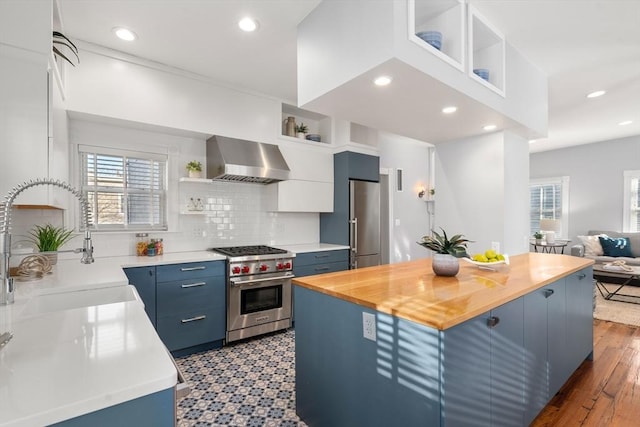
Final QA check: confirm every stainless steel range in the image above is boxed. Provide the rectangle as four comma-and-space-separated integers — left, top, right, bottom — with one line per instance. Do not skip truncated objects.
209, 245, 295, 343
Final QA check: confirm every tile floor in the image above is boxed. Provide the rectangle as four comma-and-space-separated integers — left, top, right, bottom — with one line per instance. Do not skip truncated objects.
176, 329, 306, 427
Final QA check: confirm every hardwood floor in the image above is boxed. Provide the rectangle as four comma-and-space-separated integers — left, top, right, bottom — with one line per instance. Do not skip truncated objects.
533, 319, 640, 426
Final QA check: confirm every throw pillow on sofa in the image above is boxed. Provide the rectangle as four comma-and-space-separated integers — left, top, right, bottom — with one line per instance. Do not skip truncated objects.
577, 234, 606, 256
598, 236, 634, 257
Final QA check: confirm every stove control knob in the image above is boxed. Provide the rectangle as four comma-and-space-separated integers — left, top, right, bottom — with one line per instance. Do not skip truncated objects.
242, 265, 250, 274
284, 262, 291, 269
232, 266, 241, 274
260, 264, 268, 272
276, 263, 284, 270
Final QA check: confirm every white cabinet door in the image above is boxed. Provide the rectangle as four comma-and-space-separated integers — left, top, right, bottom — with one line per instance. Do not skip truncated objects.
265, 181, 333, 212
0, 46, 50, 205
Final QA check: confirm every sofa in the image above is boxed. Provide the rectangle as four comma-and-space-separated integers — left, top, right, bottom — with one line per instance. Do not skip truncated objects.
571, 230, 640, 285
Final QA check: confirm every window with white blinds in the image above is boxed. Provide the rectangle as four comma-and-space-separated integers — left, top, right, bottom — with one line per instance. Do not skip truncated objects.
79, 145, 168, 231
623, 170, 640, 232
529, 177, 569, 238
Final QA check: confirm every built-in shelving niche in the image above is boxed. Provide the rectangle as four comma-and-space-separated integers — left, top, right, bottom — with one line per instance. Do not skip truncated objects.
280, 103, 331, 145
408, 0, 466, 71
468, 5, 505, 96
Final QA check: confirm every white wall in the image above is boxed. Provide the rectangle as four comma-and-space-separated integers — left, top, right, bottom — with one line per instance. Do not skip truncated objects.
10, 118, 319, 259
434, 131, 530, 256
378, 132, 433, 262
530, 134, 640, 240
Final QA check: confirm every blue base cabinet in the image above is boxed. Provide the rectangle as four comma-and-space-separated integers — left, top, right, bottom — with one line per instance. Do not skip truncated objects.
294, 266, 594, 427
293, 249, 349, 277
124, 260, 226, 354
51, 388, 174, 427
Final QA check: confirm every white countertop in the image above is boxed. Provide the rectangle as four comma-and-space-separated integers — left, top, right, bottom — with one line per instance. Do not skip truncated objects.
0, 251, 228, 426
278, 243, 349, 253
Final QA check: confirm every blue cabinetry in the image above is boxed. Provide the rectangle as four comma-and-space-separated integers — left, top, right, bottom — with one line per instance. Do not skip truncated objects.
293, 249, 349, 277
123, 260, 226, 354
441, 297, 525, 426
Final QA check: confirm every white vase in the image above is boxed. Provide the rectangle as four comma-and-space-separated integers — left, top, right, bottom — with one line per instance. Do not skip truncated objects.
188, 170, 201, 178
545, 231, 556, 244
432, 253, 459, 277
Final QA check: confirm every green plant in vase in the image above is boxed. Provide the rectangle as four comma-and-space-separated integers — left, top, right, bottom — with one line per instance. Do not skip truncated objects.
28, 224, 76, 265
417, 228, 470, 276
295, 123, 308, 139
186, 160, 202, 178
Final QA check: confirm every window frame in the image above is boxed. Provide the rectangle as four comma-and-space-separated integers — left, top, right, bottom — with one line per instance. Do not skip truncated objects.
623, 170, 640, 232
529, 176, 569, 239
78, 144, 169, 232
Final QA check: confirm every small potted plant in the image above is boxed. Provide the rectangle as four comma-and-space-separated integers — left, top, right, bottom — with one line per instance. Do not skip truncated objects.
296, 123, 308, 139
533, 231, 544, 244
28, 224, 76, 265
186, 160, 202, 178
417, 228, 470, 276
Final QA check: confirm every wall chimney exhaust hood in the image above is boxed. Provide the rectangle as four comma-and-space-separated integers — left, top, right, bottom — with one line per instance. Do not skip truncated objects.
205, 135, 290, 184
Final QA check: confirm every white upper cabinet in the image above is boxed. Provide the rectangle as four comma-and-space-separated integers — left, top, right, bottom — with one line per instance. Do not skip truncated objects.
297, 0, 547, 144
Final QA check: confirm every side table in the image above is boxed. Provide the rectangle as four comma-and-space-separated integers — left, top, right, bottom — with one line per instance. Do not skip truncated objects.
530, 239, 571, 254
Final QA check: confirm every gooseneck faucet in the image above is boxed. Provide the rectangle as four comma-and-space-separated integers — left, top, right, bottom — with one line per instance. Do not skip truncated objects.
0, 178, 94, 306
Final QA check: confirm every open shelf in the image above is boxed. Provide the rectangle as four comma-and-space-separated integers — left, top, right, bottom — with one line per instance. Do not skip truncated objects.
281, 103, 331, 144
468, 5, 505, 96
408, 0, 465, 71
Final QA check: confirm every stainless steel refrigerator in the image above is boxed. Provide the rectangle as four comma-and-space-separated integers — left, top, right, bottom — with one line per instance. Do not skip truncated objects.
349, 180, 381, 269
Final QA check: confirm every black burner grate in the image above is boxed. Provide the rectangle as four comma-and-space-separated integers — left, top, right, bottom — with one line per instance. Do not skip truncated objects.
209, 245, 288, 257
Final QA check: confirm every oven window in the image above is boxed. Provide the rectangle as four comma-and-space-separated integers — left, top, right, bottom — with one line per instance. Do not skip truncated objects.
241, 285, 283, 314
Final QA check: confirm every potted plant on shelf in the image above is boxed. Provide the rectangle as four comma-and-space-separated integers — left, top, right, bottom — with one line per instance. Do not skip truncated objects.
533, 231, 544, 244
186, 160, 202, 178
28, 223, 76, 265
296, 123, 308, 139
417, 228, 470, 276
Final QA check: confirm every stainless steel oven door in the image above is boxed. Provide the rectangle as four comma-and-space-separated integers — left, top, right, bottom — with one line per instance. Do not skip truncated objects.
228, 273, 292, 335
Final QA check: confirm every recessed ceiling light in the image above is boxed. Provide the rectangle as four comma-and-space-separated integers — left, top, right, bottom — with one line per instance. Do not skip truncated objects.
442, 106, 457, 114
238, 17, 259, 32
112, 27, 137, 41
619, 120, 633, 126
586, 90, 606, 98
374, 76, 392, 86
483, 124, 497, 131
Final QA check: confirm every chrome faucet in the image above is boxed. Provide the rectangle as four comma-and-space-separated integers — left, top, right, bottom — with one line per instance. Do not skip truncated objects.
0, 178, 94, 306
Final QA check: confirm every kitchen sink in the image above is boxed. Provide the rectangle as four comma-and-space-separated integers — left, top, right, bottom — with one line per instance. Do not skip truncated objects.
21, 285, 141, 316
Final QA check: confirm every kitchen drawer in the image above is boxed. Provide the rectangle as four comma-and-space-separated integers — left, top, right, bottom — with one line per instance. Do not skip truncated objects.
156, 260, 224, 282
157, 276, 225, 316
157, 306, 225, 351
295, 250, 349, 267
295, 260, 349, 277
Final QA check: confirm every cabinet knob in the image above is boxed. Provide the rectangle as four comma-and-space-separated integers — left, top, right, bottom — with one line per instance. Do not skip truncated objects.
487, 316, 500, 328
544, 289, 555, 298
578, 273, 586, 280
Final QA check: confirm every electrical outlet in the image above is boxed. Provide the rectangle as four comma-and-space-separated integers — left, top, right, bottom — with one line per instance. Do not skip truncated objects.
362, 312, 376, 341
491, 241, 500, 253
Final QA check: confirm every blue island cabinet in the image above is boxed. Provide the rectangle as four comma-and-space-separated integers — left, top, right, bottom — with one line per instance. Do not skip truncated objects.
51, 388, 174, 427
294, 266, 594, 427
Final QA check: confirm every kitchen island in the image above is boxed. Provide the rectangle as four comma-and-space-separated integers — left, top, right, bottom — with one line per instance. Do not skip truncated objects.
293, 253, 594, 426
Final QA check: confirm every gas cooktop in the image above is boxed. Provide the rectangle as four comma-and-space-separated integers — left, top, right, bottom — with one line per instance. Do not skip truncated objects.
208, 245, 289, 258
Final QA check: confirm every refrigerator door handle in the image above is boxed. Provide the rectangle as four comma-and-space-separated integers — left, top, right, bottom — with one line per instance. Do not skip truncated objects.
349, 217, 358, 269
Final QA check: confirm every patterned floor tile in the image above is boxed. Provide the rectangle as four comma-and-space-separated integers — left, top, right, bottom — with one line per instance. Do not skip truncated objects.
176, 329, 306, 427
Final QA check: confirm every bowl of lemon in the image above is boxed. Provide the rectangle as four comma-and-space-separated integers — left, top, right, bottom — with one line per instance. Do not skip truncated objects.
463, 249, 509, 267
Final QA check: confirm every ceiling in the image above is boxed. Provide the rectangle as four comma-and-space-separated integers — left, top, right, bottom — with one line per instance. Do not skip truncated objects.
58, 0, 640, 153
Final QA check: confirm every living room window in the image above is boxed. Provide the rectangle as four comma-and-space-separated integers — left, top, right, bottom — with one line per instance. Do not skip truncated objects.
79, 145, 168, 231
530, 177, 569, 238
623, 170, 640, 232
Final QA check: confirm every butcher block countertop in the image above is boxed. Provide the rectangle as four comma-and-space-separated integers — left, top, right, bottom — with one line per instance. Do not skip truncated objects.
293, 252, 594, 330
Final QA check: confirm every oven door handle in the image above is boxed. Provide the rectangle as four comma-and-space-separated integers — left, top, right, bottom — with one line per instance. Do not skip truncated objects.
230, 273, 295, 287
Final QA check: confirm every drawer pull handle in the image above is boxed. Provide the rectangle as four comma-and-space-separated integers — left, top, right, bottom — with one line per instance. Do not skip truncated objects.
487, 316, 500, 328
315, 267, 330, 272
181, 282, 206, 288
544, 289, 555, 298
181, 315, 206, 323
578, 273, 586, 280
180, 266, 206, 272
314, 254, 330, 259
